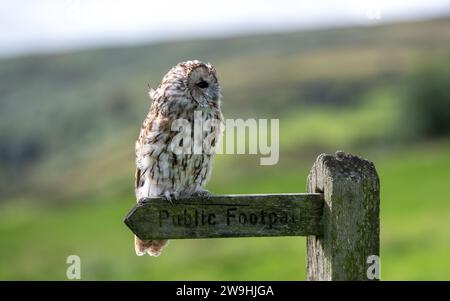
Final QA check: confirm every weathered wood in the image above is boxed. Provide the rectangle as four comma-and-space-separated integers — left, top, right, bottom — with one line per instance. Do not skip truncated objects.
306, 151, 380, 281
123, 151, 381, 281
124, 193, 324, 240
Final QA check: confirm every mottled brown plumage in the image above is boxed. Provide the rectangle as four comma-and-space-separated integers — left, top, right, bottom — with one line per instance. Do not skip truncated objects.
134, 60, 223, 256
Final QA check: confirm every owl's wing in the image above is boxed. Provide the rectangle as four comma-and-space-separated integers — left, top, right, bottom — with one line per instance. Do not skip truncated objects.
135, 112, 152, 193
135, 167, 141, 189
135, 122, 148, 192
134, 110, 172, 193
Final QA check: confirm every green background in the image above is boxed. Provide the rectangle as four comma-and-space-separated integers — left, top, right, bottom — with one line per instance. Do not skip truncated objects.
0, 17, 449, 280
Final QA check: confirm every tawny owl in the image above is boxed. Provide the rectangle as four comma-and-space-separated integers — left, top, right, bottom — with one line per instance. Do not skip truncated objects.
134, 60, 223, 256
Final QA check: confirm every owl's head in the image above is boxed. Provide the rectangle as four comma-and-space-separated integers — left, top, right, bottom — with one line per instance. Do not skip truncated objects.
152, 60, 221, 109
163, 60, 221, 107
180, 60, 221, 108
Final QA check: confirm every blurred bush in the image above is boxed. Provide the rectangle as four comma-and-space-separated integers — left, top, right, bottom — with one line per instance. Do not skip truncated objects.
404, 59, 450, 140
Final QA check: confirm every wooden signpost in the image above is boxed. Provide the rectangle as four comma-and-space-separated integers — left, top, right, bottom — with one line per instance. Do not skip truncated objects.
124, 151, 380, 281
125, 193, 324, 240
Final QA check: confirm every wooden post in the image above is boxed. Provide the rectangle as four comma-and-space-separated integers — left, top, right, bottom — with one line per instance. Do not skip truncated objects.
306, 151, 380, 280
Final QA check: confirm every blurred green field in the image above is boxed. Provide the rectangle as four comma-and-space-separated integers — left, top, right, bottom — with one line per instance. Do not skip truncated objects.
1, 17, 450, 280
0, 143, 449, 280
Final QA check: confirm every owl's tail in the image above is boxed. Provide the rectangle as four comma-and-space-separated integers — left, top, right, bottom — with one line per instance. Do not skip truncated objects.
134, 236, 168, 257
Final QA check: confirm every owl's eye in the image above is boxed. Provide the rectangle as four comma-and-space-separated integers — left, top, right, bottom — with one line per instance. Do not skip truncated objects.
196, 80, 209, 89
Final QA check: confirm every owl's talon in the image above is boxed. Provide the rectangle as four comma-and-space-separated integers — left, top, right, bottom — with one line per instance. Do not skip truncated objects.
192, 189, 212, 198
163, 191, 179, 205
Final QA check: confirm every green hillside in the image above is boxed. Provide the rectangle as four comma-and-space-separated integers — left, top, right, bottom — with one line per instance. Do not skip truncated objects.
1, 17, 450, 199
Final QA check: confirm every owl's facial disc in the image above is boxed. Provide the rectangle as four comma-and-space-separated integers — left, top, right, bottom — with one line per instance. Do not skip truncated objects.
188, 66, 219, 107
